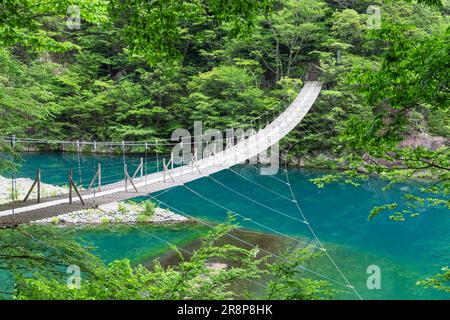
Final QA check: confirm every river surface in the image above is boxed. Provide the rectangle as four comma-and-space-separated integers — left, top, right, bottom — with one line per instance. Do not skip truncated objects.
3, 151, 450, 300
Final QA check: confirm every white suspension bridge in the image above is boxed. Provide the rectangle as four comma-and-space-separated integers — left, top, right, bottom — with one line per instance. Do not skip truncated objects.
0, 81, 364, 299
0, 81, 322, 224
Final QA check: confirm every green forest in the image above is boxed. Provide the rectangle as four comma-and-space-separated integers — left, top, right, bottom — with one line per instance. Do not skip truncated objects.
1, 0, 447, 148
0, 0, 449, 301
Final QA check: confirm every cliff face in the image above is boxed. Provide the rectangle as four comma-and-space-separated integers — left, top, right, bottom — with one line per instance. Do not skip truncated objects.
398, 133, 449, 151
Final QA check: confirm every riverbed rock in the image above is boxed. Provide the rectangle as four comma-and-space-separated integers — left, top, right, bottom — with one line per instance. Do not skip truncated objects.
32, 201, 188, 225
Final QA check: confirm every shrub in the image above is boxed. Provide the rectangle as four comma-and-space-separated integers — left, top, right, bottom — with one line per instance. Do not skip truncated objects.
50, 217, 60, 224
137, 214, 150, 223
117, 203, 129, 215
142, 200, 156, 217
100, 217, 109, 224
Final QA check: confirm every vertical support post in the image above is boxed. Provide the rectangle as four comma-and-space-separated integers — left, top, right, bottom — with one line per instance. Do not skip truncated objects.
98, 163, 102, 191
76, 140, 83, 186
163, 158, 166, 183
191, 148, 201, 175
213, 144, 217, 166
69, 169, 73, 204
144, 143, 148, 190
180, 141, 184, 166
23, 168, 41, 203
191, 148, 195, 173
68, 168, 86, 206
124, 169, 139, 193
124, 163, 128, 192
155, 139, 160, 172
140, 157, 143, 180
170, 152, 174, 170
180, 141, 184, 184
10, 135, 16, 215
37, 168, 41, 203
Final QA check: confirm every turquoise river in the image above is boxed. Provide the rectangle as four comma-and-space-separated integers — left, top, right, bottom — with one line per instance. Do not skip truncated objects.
2, 151, 449, 300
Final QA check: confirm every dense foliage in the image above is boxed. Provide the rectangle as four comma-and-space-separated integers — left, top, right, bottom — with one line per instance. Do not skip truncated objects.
0, 1, 447, 151
0, 0, 449, 298
1, 217, 332, 300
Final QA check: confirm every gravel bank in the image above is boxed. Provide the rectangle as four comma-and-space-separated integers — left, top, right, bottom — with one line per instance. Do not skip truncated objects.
0, 175, 68, 205
32, 201, 188, 225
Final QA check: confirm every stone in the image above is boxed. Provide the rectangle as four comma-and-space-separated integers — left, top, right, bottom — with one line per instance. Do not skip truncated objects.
32, 201, 188, 225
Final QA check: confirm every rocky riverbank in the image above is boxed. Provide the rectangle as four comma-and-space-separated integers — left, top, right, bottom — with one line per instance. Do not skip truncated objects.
32, 201, 188, 225
0, 175, 68, 205
0, 175, 187, 225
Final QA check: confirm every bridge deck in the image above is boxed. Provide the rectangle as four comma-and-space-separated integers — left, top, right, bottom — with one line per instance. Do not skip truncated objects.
0, 81, 323, 227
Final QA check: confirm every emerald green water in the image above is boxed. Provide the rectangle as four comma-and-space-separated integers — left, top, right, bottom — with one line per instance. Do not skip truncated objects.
75, 223, 211, 264
3, 152, 450, 300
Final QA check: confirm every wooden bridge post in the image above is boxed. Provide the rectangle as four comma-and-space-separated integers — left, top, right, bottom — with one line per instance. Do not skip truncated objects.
144, 143, 148, 188
162, 158, 175, 183
69, 169, 86, 206
191, 149, 201, 175
163, 158, 166, 183
23, 168, 41, 203
98, 163, 102, 191
214, 144, 217, 163
155, 138, 160, 172
226, 137, 233, 150
191, 149, 196, 173
124, 163, 128, 192
37, 168, 41, 203
69, 169, 73, 204
132, 157, 144, 181
88, 163, 102, 192
124, 163, 139, 193
180, 161, 183, 184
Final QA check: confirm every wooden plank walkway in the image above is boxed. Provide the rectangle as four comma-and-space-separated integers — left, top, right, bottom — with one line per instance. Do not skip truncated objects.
0, 81, 323, 227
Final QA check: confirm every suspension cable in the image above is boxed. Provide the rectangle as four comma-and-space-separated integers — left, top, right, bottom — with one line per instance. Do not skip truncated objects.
129, 223, 268, 291
281, 145, 363, 300
92, 141, 97, 205
183, 184, 316, 249
206, 175, 307, 225
10, 135, 17, 224
76, 140, 83, 186
148, 190, 352, 289
0, 81, 304, 149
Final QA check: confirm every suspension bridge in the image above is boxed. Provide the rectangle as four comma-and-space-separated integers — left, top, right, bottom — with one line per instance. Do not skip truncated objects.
0, 81, 322, 226
0, 81, 365, 299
